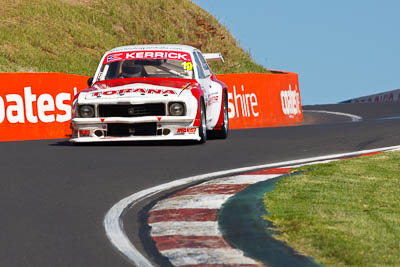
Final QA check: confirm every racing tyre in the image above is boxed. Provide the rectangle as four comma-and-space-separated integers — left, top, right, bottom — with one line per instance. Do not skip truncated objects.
198, 99, 207, 144
209, 91, 229, 139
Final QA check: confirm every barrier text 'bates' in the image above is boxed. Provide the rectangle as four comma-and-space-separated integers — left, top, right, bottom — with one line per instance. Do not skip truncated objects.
0, 87, 76, 124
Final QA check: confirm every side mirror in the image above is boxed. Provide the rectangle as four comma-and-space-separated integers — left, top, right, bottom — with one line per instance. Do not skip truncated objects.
87, 77, 94, 87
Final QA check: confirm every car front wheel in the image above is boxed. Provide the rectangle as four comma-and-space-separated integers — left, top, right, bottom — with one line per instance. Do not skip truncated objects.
198, 99, 207, 144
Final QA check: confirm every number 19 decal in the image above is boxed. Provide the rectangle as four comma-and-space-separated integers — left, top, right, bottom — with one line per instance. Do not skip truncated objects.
182, 62, 193, 71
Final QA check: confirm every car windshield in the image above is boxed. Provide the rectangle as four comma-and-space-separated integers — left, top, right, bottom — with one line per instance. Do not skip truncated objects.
97, 51, 195, 81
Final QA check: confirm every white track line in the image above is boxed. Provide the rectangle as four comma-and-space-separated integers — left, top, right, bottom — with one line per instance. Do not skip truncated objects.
304, 110, 362, 122
103, 144, 400, 266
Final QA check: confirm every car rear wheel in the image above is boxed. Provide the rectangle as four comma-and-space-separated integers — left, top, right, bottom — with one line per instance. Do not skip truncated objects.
198, 99, 207, 144
209, 91, 229, 139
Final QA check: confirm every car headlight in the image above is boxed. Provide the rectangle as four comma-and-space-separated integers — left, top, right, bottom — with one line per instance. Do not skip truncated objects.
79, 105, 95, 118
169, 102, 185, 116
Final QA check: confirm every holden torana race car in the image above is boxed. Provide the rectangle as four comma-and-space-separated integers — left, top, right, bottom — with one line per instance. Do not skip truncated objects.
70, 44, 228, 144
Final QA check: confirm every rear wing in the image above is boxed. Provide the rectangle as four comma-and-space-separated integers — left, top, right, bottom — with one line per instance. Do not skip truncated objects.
203, 53, 224, 63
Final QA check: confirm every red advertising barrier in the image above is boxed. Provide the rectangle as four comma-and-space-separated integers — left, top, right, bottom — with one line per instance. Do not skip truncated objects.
0, 72, 302, 141
0, 73, 87, 141
217, 72, 302, 129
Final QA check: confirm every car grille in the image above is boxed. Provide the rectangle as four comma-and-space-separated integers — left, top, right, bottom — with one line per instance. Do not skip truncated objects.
98, 104, 165, 117
107, 123, 157, 137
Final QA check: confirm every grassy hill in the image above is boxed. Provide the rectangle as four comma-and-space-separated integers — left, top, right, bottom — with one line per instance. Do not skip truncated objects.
0, 0, 267, 76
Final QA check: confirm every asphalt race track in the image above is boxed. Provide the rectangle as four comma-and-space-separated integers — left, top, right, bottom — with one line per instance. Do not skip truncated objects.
1, 102, 400, 267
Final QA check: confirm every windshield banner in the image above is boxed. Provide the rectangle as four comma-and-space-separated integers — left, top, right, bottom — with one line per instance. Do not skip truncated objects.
103, 51, 192, 64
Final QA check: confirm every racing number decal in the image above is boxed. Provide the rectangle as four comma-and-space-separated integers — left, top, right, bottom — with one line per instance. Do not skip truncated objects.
181, 62, 193, 71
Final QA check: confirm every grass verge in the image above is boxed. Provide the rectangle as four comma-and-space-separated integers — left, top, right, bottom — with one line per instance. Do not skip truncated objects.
264, 151, 400, 267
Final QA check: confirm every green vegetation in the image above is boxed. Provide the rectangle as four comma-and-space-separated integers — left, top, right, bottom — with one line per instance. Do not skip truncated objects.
264, 151, 400, 267
0, 0, 267, 75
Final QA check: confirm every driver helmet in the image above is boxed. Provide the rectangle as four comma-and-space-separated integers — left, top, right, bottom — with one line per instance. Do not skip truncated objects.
121, 60, 143, 78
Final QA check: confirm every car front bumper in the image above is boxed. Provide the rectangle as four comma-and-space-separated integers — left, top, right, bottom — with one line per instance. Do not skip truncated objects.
70, 116, 200, 142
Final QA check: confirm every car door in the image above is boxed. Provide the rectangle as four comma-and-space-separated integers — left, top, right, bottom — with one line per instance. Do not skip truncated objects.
194, 51, 222, 129
193, 52, 212, 128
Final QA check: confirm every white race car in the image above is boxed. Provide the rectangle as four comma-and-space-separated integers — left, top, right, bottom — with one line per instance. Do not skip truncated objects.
70, 44, 228, 143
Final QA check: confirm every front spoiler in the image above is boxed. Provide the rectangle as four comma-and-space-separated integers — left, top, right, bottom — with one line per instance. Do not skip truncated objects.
70, 134, 200, 143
